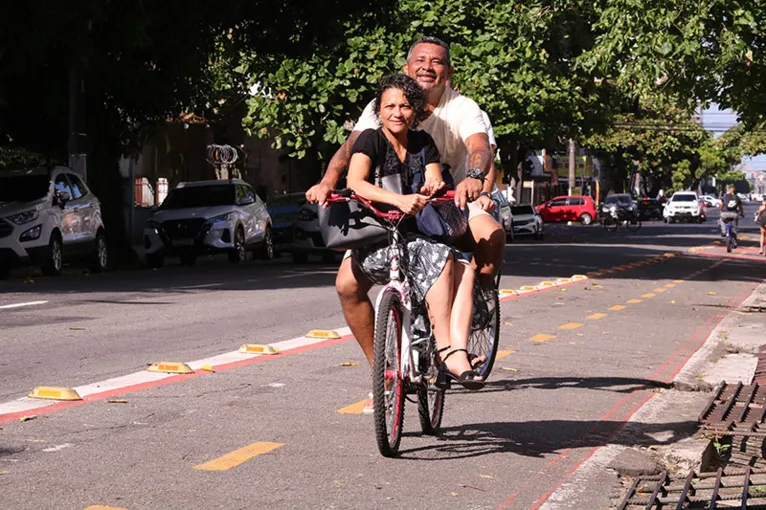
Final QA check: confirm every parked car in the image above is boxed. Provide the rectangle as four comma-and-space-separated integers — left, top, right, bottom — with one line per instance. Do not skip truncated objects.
535, 195, 597, 225
143, 179, 273, 268
699, 195, 722, 208
638, 197, 664, 220
291, 202, 338, 264
491, 189, 514, 241
0, 166, 108, 279
510, 204, 544, 239
663, 191, 705, 223
266, 192, 306, 257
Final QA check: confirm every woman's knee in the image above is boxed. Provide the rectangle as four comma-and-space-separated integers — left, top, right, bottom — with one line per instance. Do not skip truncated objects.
336, 259, 364, 301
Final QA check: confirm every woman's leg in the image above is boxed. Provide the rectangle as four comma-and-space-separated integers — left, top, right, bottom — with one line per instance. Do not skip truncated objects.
424, 256, 455, 357
761, 226, 765, 253
441, 260, 481, 378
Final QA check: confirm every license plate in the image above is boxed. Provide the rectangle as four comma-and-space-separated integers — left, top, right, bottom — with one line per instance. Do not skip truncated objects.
172, 238, 194, 247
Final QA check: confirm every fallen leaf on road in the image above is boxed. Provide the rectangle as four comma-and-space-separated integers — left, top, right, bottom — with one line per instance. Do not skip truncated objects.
501, 367, 518, 372
708, 292, 716, 296
340, 362, 361, 367
556, 297, 563, 300
19, 416, 36, 422
461, 484, 487, 492
69, 327, 86, 331
592, 284, 602, 289
559, 288, 567, 292
503, 321, 512, 326
670, 300, 676, 304
107, 400, 128, 404
479, 474, 494, 479
577, 333, 584, 337
0, 471, 9, 475
451, 492, 459, 497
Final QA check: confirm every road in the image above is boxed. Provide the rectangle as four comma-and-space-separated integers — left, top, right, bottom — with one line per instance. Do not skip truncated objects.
1, 205, 765, 510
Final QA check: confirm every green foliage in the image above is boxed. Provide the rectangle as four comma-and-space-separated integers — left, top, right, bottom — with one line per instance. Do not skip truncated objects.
0, 146, 45, 169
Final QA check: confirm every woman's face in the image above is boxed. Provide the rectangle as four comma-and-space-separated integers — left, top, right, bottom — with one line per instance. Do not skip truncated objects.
378, 87, 415, 136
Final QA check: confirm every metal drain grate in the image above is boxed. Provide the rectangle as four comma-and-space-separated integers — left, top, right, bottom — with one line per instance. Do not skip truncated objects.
699, 382, 766, 437
617, 467, 766, 509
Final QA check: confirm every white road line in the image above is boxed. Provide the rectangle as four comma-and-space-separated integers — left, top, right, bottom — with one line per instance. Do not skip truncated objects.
174, 283, 222, 290
0, 301, 48, 310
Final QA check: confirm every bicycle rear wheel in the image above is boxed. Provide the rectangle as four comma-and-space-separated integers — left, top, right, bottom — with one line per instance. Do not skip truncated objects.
727, 234, 733, 253
468, 279, 501, 381
602, 217, 618, 232
418, 382, 444, 435
373, 289, 405, 457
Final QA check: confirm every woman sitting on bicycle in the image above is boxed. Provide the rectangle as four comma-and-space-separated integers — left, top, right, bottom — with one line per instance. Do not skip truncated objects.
757, 196, 766, 255
346, 73, 483, 389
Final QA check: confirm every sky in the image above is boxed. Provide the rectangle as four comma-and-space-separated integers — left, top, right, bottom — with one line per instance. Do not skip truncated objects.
701, 104, 766, 173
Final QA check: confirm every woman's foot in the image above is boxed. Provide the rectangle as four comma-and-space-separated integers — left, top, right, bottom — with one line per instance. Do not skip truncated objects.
436, 347, 484, 390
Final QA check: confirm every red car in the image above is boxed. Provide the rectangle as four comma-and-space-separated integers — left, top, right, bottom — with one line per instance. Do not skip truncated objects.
535, 195, 598, 225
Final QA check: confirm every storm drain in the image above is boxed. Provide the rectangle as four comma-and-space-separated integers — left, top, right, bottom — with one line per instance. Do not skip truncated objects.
617, 467, 766, 509
699, 382, 766, 437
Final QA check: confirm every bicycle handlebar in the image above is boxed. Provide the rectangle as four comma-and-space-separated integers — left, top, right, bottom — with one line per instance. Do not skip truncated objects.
325, 189, 456, 221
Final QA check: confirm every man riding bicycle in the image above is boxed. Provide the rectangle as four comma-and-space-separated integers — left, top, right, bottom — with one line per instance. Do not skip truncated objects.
720, 184, 744, 238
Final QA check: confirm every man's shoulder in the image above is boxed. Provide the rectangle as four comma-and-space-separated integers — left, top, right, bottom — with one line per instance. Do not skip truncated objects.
443, 88, 482, 113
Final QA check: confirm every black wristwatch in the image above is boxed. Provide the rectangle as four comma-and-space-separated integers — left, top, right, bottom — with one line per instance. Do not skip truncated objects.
466, 167, 486, 183
479, 191, 492, 199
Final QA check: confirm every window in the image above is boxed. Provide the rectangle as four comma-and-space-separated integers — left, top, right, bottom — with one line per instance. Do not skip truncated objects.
236, 184, 248, 203
549, 198, 567, 207
243, 185, 257, 202
568, 198, 585, 206
67, 174, 88, 199
54, 174, 73, 197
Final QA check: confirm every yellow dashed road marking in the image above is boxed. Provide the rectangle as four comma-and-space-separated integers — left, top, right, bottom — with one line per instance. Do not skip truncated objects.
530, 334, 556, 343
641, 293, 656, 298
665, 283, 676, 288
587, 313, 607, 320
194, 442, 284, 471
674, 280, 684, 283
337, 399, 369, 414
627, 299, 643, 304
495, 349, 515, 361
559, 323, 583, 330
654, 288, 666, 293
609, 305, 626, 311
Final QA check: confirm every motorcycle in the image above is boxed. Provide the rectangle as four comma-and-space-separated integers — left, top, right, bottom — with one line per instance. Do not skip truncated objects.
601, 202, 641, 232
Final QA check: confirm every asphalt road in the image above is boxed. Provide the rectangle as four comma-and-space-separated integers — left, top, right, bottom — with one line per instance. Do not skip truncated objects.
1, 205, 765, 510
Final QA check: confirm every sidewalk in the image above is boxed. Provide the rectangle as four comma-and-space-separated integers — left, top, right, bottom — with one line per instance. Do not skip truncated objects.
541, 280, 766, 509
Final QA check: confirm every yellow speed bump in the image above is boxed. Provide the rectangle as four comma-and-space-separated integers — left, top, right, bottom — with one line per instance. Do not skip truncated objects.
499, 289, 517, 295
556, 277, 573, 283
306, 329, 341, 339
519, 285, 537, 291
29, 386, 82, 401
586, 272, 602, 277
538, 281, 556, 287
571, 274, 588, 281
147, 361, 194, 374
239, 344, 280, 355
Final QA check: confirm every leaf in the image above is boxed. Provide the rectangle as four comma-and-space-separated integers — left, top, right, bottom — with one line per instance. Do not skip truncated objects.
340, 362, 361, 367
19, 416, 37, 422
107, 400, 129, 404
501, 367, 518, 371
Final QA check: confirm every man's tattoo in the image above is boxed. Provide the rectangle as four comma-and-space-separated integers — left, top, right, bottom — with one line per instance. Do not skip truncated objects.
322, 131, 362, 186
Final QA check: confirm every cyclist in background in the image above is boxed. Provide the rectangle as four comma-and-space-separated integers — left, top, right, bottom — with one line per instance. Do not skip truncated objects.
720, 184, 744, 238
756, 196, 766, 255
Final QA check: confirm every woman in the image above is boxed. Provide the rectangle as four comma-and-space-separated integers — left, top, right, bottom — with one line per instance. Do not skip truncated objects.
346, 74, 482, 390
757, 197, 766, 255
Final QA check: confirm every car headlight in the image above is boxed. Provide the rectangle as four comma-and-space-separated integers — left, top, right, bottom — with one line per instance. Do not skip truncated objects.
206, 212, 234, 225
19, 225, 42, 241
7, 210, 39, 225
298, 209, 317, 222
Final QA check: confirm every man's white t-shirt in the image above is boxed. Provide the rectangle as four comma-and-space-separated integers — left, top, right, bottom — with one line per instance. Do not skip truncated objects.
352, 87, 488, 183
480, 110, 496, 149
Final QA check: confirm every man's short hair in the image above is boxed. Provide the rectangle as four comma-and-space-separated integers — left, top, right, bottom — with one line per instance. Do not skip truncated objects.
406, 36, 451, 65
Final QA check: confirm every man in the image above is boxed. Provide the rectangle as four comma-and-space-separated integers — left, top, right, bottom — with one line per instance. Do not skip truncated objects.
306, 37, 505, 404
720, 184, 744, 238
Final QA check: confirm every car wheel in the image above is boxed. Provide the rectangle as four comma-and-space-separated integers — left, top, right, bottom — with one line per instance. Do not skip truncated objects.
41, 231, 63, 277
179, 252, 196, 266
292, 251, 308, 264
257, 226, 275, 260
145, 253, 164, 269
89, 231, 108, 273
580, 213, 593, 225
228, 227, 247, 264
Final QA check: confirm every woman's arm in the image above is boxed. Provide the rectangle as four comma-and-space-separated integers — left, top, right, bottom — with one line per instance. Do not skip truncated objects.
347, 153, 427, 214
420, 162, 446, 196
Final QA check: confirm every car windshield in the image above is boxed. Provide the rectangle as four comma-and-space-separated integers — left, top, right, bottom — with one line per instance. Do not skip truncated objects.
672, 194, 696, 202
162, 184, 235, 209
511, 205, 534, 215
0, 175, 50, 202
604, 195, 632, 205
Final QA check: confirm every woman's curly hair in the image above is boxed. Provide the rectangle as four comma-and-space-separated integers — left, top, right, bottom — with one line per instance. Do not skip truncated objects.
373, 74, 427, 127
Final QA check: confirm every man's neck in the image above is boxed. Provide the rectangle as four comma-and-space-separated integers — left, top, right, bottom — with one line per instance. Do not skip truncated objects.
424, 86, 446, 109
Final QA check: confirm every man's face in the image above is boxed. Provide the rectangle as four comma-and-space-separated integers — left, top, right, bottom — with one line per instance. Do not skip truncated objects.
403, 43, 453, 92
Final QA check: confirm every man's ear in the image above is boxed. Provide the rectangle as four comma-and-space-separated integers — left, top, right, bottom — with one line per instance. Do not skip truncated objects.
446, 65, 455, 81
403, 61, 410, 75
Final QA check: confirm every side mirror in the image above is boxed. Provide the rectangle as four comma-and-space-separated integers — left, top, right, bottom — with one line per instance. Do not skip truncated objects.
239, 196, 255, 206
55, 191, 71, 209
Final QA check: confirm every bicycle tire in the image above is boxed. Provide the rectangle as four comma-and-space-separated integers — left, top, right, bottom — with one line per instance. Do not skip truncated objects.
626, 219, 641, 232
602, 217, 618, 232
373, 289, 405, 457
727, 234, 733, 253
468, 280, 501, 381
417, 383, 444, 435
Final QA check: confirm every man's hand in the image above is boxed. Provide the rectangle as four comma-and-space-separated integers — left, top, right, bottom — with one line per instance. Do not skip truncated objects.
396, 194, 428, 215
475, 194, 496, 213
420, 178, 445, 197
455, 178, 483, 210
305, 182, 334, 208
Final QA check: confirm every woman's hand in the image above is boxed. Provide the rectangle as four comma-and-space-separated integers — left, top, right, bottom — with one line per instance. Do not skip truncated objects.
396, 194, 428, 215
420, 177, 445, 197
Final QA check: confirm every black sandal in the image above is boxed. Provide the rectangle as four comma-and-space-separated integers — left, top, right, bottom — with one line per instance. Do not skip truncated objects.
435, 347, 485, 390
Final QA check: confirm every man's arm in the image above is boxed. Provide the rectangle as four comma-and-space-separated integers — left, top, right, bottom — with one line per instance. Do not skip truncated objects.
305, 131, 361, 207
454, 132, 492, 210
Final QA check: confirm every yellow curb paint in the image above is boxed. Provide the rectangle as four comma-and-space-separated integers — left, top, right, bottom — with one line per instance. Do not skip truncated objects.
559, 323, 583, 330
337, 399, 369, 414
495, 349, 515, 361
571, 275, 588, 280
587, 313, 607, 320
28, 386, 82, 401
539, 281, 556, 287
239, 344, 280, 355
556, 278, 573, 283
529, 334, 556, 343
665, 283, 676, 288
674, 280, 684, 283
627, 299, 643, 304
147, 362, 194, 374
194, 442, 284, 471
520, 285, 537, 291
306, 330, 341, 339
609, 305, 626, 311
499, 289, 517, 295
641, 293, 656, 298
654, 288, 666, 293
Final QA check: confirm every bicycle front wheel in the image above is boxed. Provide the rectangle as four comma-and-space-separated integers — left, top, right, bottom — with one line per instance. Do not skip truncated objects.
468, 280, 501, 381
373, 289, 405, 457
602, 217, 618, 232
626, 218, 641, 232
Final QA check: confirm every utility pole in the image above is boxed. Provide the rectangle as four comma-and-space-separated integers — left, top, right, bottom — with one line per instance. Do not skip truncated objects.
568, 138, 576, 196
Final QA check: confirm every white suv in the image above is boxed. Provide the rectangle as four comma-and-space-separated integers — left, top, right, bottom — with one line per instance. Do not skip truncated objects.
663, 191, 705, 223
0, 166, 108, 279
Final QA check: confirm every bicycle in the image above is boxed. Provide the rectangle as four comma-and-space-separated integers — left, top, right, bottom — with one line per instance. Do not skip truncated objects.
601, 205, 641, 232
326, 189, 500, 457
720, 212, 740, 253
